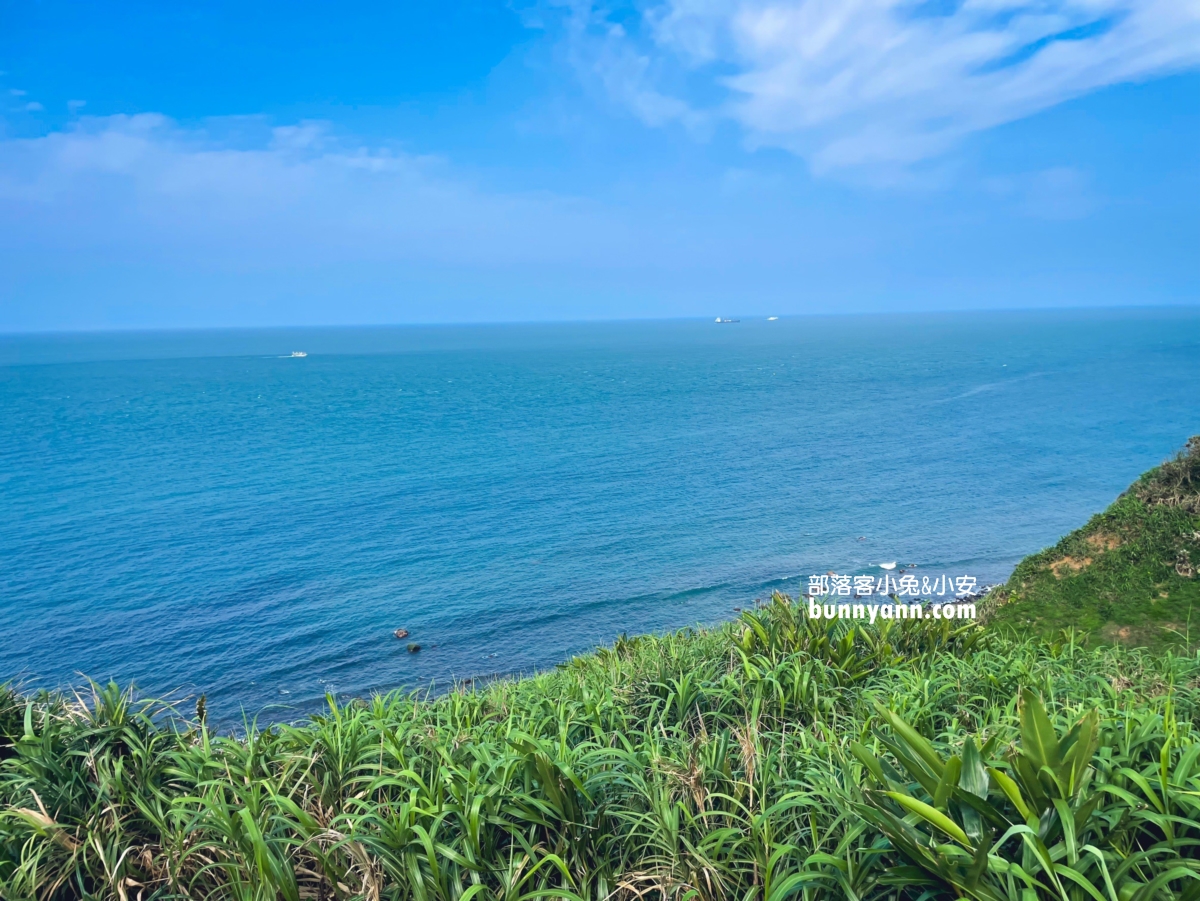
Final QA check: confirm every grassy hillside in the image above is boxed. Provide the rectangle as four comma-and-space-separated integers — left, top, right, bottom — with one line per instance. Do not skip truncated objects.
988, 436, 1200, 648
4, 600, 1200, 901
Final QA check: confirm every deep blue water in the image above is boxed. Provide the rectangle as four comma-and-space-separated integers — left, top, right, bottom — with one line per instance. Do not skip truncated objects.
2, 309, 1199, 723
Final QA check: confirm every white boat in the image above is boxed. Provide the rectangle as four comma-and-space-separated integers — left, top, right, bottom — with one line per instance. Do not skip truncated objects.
290, 351, 307, 358
767, 316, 778, 321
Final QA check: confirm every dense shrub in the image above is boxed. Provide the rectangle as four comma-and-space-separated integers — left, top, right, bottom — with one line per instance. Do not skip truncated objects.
2, 595, 1199, 901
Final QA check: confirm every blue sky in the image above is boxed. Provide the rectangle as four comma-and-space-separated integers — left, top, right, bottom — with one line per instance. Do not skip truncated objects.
1, 0, 1197, 331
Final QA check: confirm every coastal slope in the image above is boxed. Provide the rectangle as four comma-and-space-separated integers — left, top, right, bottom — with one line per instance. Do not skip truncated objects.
988, 435, 1200, 647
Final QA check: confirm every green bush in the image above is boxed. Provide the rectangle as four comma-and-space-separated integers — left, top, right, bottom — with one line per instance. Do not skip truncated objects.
855, 688, 1200, 900
3, 596, 1200, 901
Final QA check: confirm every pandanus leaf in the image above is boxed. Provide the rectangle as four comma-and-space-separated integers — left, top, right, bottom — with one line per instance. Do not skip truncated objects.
879, 734, 941, 797
1061, 708, 1100, 797
874, 701, 945, 777
959, 739, 990, 840
960, 739, 989, 799
884, 791, 971, 847
1019, 688, 1061, 772
934, 756, 963, 811
988, 766, 1034, 822
850, 741, 887, 787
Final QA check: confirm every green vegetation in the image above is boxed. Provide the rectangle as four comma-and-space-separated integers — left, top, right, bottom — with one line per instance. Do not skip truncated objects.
988, 437, 1200, 648
4, 598, 1200, 901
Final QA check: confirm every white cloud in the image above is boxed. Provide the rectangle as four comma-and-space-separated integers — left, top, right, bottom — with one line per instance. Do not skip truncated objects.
0, 109, 1192, 331
0, 114, 687, 327
555, 5, 712, 133
0, 114, 636, 269
24, 101, 44, 112
568, 0, 1200, 171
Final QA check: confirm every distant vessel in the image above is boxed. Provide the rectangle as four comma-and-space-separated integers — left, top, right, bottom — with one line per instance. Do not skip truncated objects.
714, 317, 740, 324
767, 316, 778, 321
290, 351, 307, 358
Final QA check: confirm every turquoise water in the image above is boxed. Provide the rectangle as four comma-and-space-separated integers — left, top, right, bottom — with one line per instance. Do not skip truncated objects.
2, 309, 1198, 723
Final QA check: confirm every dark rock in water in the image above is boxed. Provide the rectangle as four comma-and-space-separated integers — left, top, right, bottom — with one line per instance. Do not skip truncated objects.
407, 643, 421, 653
393, 628, 409, 639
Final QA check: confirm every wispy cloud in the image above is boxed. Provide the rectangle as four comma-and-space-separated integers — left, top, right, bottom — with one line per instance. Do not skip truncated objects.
0, 108, 1192, 329
0, 114, 669, 328
0, 112, 909, 328
561, 0, 1200, 173
554, 5, 712, 133
0, 114, 615, 267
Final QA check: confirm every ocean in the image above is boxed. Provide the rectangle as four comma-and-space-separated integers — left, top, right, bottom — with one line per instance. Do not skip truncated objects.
2, 308, 1198, 723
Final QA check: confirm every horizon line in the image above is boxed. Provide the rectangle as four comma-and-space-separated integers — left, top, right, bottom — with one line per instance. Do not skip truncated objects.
3, 300, 1199, 340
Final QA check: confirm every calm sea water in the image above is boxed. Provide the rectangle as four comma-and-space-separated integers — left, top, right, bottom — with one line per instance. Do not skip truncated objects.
2, 309, 1199, 723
